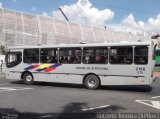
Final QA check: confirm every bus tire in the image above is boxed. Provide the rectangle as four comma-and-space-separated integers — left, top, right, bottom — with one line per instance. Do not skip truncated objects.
23, 73, 34, 85
84, 74, 100, 89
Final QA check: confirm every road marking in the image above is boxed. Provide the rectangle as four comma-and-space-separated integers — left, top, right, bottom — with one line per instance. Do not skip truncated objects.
0, 83, 10, 86
151, 96, 160, 99
38, 115, 52, 118
82, 105, 110, 111
135, 100, 160, 110
0, 87, 33, 92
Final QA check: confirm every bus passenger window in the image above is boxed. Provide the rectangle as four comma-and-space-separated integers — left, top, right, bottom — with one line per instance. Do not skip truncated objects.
40, 48, 58, 63
134, 46, 148, 64
83, 47, 108, 64
59, 48, 81, 64
64, 57, 69, 63
73, 56, 81, 63
95, 55, 101, 63
109, 47, 133, 64
24, 49, 39, 63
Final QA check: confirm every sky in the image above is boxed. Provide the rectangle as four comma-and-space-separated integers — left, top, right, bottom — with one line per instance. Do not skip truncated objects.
1, 0, 160, 36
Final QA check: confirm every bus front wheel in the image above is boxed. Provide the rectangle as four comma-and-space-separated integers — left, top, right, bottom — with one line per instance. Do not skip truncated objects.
23, 73, 34, 85
84, 74, 100, 89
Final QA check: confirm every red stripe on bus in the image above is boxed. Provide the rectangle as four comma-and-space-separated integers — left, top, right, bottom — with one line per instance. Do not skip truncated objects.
44, 67, 56, 72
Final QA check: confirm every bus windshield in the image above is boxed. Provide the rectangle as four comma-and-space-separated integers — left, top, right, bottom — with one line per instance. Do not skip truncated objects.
6, 52, 22, 68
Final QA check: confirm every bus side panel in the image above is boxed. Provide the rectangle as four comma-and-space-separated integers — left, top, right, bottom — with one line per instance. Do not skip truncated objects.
33, 73, 83, 84
100, 76, 150, 85
6, 71, 21, 80
32, 64, 151, 85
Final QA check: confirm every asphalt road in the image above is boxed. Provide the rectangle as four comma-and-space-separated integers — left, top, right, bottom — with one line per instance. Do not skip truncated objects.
0, 76, 160, 119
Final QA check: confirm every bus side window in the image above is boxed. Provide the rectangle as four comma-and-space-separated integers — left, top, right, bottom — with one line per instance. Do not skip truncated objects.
83, 47, 108, 64
95, 55, 101, 63
24, 49, 39, 63
40, 48, 58, 63
59, 48, 81, 64
63, 57, 69, 63
109, 47, 133, 64
73, 56, 81, 63
134, 46, 148, 65
59, 56, 64, 63
69, 56, 75, 63
51, 56, 58, 63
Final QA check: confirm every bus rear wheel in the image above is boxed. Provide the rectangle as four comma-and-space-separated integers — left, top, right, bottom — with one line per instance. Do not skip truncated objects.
23, 73, 34, 85
84, 74, 100, 89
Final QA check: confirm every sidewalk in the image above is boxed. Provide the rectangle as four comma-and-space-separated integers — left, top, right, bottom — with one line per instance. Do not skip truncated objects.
154, 71, 160, 78
0, 74, 5, 80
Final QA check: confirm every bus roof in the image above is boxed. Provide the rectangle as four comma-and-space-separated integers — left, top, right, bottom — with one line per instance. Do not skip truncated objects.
7, 41, 153, 50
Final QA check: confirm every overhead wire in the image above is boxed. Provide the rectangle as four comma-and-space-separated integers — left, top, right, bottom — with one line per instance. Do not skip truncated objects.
92, 2, 158, 15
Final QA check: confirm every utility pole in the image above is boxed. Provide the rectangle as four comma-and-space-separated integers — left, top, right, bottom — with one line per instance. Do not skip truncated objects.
58, 7, 69, 21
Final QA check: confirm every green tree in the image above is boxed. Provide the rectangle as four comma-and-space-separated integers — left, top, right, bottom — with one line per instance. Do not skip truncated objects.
0, 45, 6, 55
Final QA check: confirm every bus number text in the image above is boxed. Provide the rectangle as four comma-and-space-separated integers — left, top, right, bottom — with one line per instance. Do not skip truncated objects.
136, 67, 145, 75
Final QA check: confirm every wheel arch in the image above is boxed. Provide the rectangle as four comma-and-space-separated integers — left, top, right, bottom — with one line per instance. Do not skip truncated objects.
21, 71, 33, 79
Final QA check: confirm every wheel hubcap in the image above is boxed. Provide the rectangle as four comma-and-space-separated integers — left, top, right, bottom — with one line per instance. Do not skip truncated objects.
88, 77, 96, 87
26, 75, 32, 82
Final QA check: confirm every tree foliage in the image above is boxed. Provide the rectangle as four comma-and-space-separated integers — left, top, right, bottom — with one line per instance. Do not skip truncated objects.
0, 45, 6, 55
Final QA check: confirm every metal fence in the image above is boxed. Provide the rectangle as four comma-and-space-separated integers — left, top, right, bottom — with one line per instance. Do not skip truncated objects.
0, 8, 151, 48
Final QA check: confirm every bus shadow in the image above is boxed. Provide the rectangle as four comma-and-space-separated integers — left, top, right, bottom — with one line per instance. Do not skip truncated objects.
10, 80, 84, 89
34, 82, 153, 92
10, 81, 152, 92
10, 80, 24, 84
35, 82, 84, 89
101, 85, 153, 92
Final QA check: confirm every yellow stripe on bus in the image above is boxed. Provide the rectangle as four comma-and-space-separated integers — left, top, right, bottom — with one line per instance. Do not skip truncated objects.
37, 64, 52, 69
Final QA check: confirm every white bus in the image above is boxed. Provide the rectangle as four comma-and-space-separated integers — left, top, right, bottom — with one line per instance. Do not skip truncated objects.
5, 42, 156, 89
